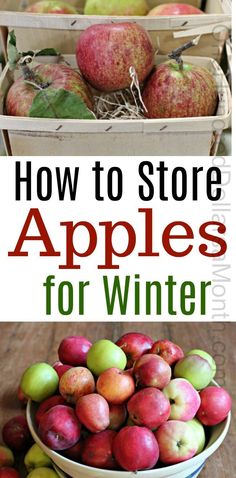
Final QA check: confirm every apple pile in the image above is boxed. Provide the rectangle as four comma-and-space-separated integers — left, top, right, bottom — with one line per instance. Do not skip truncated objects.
6, 23, 219, 120
75, 23, 218, 118
18, 333, 232, 472
0, 441, 61, 477
25, 1, 205, 16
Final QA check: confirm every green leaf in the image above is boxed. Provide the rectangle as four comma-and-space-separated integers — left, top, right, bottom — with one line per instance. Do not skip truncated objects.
7, 30, 21, 71
35, 48, 59, 57
29, 88, 95, 120
21, 48, 59, 58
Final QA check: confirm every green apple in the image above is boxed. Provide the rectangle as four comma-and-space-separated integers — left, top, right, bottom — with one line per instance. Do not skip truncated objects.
87, 339, 127, 376
21, 363, 59, 402
0, 445, 14, 467
84, 0, 148, 16
186, 349, 216, 378
174, 355, 213, 390
24, 444, 52, 472
187, 418, 206, 455
27, 468, 60, 478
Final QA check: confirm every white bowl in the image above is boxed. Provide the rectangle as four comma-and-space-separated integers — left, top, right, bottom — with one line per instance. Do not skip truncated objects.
26, 391, 231, 478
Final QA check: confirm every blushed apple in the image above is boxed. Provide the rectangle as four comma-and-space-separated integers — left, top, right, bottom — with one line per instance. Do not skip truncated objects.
134, 354, 171, 389
108, 404, 127, 431
148, 3, 204, 16
155, 420, 198, 465
97, 367, 135, 404
36, 395, 68, 425
197, 386, 232, 426
163, 378, 200, 421
24, 444, 52, 472
6, 64, 93, 118
87, 339, 127, 376
113, 426, 159, 471
150, 339, 184, 366
127, 387, 170, 430
76, 393, 110, 432
0, 446, 14, 468
142, 61, 218, 119
174, 355, 213, 390
2, 416, 31, 452
76, 23, 154, 92
81, 430, 117, 469
187, 419, 206, 455
26, 1, 78, 14
116, 332, 154, 368
58, 336, 92, 366
186, 349, 216, 378
38, 405, 81, 450
20, 363, 59, 402
59, 366, 95, 403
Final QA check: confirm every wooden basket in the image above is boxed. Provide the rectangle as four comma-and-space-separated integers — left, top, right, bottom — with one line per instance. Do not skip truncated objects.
0, 0, 231, 63
0, 54, 231, 156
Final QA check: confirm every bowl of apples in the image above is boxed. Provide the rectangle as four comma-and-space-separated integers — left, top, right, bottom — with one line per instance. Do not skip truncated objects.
22, 334, 232, 478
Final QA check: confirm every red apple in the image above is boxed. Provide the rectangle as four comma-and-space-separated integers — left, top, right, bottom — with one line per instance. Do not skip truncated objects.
2, 416, 31, 452
197, 386, 232, 426
62, 441, 83, 461
155, 420, 198, 465
38, 405, 81, 450
134, 354, 171, 389
142, 61, 218, 119
6, 64, 93, 117
58, 336, 92, 366
81, 430, 117, 469
127, 388, 170, 430
150, 339, 184, 366
116, 332, 154, 368
35, 395, 68, 425
17, 386, 28, 406
76, 393, 110, 433
0, 469, 20, 478
108, 404, 127, 431
97, 367, 135, 405
148, 3, 204, 16
113, 426, 159, 471
26, 1, 78, 14
76, 23, 154, 92
53, 361, 72, 379
59, 367, 95, 403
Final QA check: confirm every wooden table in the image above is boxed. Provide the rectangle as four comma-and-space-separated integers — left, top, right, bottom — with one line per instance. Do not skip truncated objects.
0, 322, 235, 477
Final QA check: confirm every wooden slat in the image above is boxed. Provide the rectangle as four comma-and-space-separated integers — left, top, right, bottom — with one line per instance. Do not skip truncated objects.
0, 12, 231, 30
0, 55, 231, 134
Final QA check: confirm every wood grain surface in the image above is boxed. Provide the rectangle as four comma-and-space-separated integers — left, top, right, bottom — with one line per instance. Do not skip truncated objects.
0, 322, 235, 477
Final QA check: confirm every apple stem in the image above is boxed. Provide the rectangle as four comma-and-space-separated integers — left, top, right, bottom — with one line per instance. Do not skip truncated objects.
19, 56, 49, 90
168, 35, 201, 70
